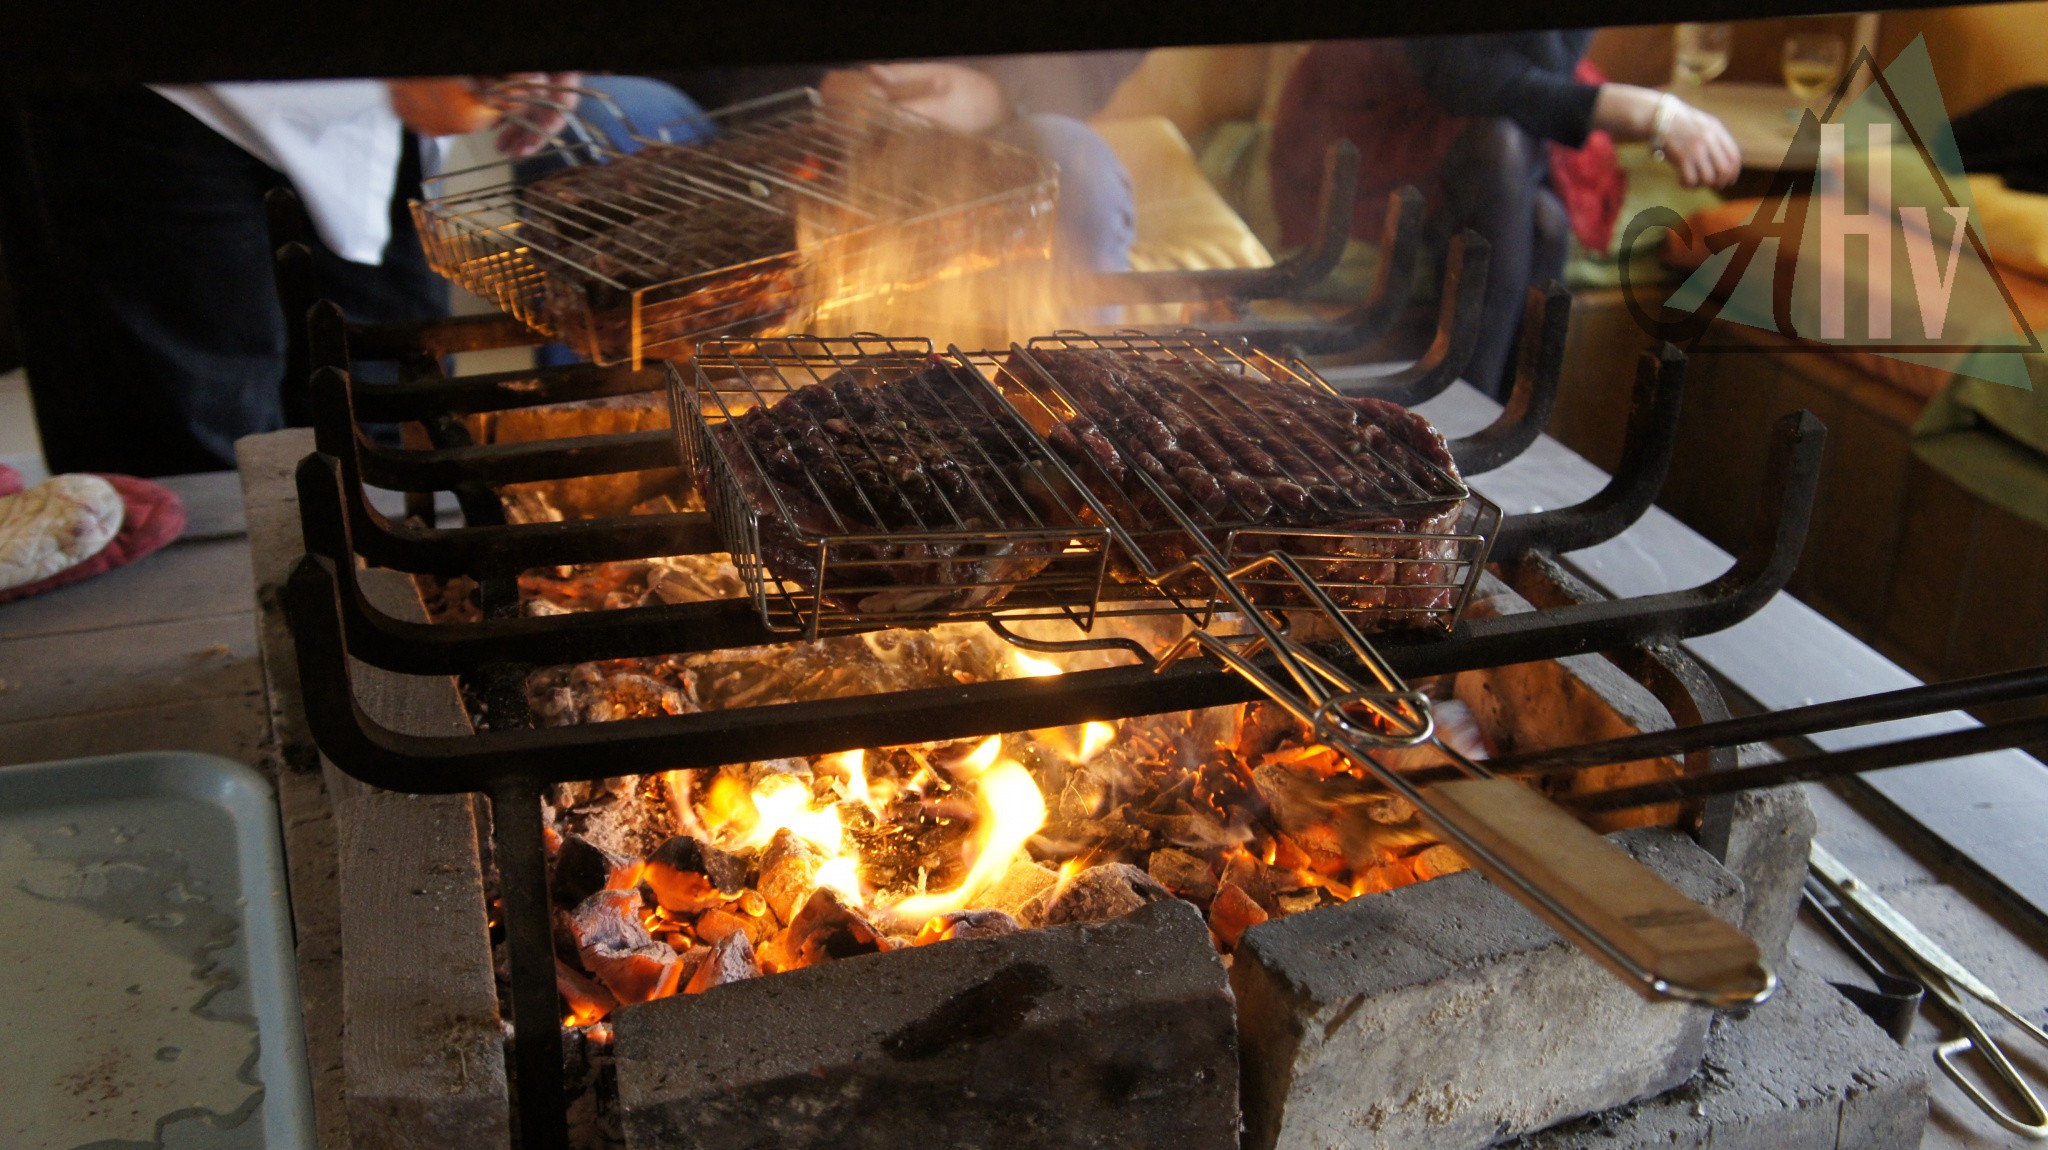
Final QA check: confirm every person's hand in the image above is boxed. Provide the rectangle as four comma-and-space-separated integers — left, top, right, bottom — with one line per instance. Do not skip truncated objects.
485, 73, 584, 157
1658, 101, 1742, 189
386, 73, 583, 157
821, 63, 1010, 134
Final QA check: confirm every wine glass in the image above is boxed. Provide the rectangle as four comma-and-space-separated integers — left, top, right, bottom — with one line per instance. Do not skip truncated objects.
1673, 23, 1733, 89
1782, 34, 1848, 107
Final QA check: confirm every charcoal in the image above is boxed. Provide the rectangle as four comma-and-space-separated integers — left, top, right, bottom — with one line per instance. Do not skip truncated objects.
683, 932, 761, 995
1147, 847, 1220, 902
1036, 862, 1176, 926
693, 906, 764, 946
571, 889, 683, 1005
643, 835, 747, 915
912, 909, 1021, 945
774, 887, 892, 969
552, 835, 640, 909
1208, 881, 1268, 949
756, 828, 824, 924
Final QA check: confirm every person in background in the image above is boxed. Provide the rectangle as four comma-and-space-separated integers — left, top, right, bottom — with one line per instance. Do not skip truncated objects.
0, 77, 573, 476
679, 54, 1142, 276
1272, 33, 1740, 398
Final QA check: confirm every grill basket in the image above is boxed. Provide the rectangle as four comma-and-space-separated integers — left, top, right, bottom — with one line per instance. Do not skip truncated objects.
414, 89, 1057, 368
677, 330, 1498, 638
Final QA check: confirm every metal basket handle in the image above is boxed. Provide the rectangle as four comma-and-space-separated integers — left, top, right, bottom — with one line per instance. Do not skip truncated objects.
1165, 547, 1775, 1009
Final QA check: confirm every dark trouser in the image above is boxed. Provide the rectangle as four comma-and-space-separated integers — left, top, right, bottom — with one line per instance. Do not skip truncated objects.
1436, 118, 1570, 400
0, 86, 445, 476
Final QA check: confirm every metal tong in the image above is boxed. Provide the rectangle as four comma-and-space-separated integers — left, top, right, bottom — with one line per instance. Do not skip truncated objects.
1152, 547, 1775, 1008
1809, 842, 2048, 1139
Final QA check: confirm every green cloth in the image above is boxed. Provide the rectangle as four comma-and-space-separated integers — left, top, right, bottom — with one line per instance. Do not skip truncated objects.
1913, 361, 2048, 530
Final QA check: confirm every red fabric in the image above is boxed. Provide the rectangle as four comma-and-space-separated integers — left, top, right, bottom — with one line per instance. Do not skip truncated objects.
0, 473, 188, 603
1270, 49, 1627, 255
1545, 61, 1627, 255
1270, 40, 1469, 249
0, 464, 21, 498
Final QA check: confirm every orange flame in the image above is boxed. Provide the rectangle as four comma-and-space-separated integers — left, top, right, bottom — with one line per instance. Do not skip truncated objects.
883, 737, 1046, 926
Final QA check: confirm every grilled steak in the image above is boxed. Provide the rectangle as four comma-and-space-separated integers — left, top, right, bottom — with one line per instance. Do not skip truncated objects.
1018, 348, 1472, 624
699, 358, 1071, 617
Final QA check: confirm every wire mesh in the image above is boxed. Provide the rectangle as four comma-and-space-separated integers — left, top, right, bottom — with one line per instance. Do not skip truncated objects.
994, 332, 1496, 632
414, 89, 1057, 368
677, 335, 1113, 638
676, 329, 1496, 637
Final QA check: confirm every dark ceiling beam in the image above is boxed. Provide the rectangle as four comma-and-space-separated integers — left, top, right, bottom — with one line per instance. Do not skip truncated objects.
5, 0, 1991, 85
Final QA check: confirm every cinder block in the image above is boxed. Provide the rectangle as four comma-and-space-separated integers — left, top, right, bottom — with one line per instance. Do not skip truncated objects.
1718, 784, 1816, 965
613, 899, 1238, 1150
1234, 828, 1743, 1150
1499, 959, 1927, 1148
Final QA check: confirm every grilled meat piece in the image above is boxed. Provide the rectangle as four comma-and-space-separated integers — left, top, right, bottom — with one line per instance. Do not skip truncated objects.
700, 358, 1073, 617
1019, 348, 1471, 625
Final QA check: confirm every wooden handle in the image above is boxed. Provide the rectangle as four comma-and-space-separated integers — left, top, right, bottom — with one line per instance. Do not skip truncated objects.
1419, 778, 1772, 1005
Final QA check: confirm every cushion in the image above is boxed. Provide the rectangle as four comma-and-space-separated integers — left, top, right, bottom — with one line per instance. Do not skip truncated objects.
1093, 116, 1274, 275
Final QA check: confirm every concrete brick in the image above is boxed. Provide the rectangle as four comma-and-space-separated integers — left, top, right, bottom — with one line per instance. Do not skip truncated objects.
613, 899, 1238, 1150
1499, 960, 1927, 1148
1718, 785, 1816, 966
1234, 828, 1743, 1150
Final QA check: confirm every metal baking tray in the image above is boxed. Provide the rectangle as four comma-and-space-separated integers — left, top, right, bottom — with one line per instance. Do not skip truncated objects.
0, 751, 314, 1149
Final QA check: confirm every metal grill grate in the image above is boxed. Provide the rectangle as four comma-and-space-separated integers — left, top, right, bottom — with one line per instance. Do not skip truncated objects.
676, 330, 1497, 637
414, 90, 1056, 367
994, 332, 1497, 632
679, 335, 1113, 637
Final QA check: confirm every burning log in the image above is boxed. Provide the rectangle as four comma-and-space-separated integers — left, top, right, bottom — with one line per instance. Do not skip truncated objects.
549, 834, 640, 909
643, 835, 747, 915
776, 887, 893, 970
913, 909, 1020, 945
1036, 863, 1175, 926
1147, 847, 1219, 902
682, 932, 760, 994
570, 889, 683, 1005
1208, 881, 1268, 950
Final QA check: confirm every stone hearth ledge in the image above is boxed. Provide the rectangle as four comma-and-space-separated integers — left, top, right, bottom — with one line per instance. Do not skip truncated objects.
613, 898, 1238, 1150
1234, 827, 1743, 1150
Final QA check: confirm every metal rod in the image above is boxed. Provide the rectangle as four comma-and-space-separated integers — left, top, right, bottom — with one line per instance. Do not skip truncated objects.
1315, 229, 1490, 400
1488, 344, 1687, 564
1569, 712, 2048, 812
491, 775, 571, 1150
1448, 282, 1570, 475
1491, 663, 2048, 777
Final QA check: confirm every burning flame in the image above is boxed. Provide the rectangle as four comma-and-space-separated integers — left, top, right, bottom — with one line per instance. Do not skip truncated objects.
702, 767, 870, 906
818, 748, 880, 816
883, 736, 1047, 925
1012, 651, 1064, 678
1078, 721, 1116, 761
